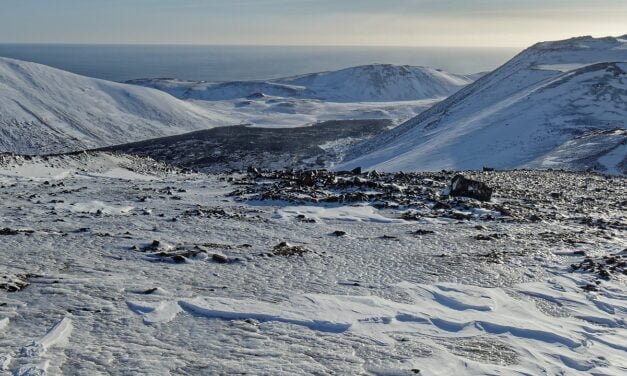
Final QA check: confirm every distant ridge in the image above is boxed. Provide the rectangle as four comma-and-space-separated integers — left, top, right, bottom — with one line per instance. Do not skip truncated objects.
128, 64, 477, 103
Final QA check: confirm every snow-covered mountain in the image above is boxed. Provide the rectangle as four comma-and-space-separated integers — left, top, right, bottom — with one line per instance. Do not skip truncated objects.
128, 64, 476, 103
341, 35, 627, 175
0, 57, 223, 154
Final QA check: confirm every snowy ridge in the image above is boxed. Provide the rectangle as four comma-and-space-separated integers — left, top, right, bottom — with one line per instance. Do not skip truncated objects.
128, 64, 476, 103
342, 35, 627, 174
0, 57, 226, 155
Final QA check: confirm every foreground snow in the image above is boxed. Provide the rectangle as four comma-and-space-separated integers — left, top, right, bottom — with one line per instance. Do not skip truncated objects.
0, 153, 625, 375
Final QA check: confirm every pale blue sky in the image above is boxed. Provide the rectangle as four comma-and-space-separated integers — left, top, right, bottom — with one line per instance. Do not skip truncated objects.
2, 0, 626, 46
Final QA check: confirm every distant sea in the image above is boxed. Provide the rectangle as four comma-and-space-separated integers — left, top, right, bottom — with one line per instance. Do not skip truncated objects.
0, 44, 521, 82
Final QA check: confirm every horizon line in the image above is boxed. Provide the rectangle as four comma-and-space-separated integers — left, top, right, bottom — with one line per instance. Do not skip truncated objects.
0, 41, 528, 49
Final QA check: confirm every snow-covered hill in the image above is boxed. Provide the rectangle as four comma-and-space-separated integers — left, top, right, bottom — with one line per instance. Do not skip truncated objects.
341, 35, 627, 175
0, 57, 224, 154
128, 64, 476, 103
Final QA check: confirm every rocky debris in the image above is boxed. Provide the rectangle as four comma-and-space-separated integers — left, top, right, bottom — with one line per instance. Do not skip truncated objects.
0, 228, 19, 236
102, 120, 390, 173
538, 231, 587, 245
0, 274, 34, 292
380, 235, 399, 240
272, 242, 309, 257
449, 175, 493, 202
0, 228, 34, 236
296, 214, 316, 223
228, 169, 626, 231
474, 233, 509, 241
581, 283, 600, 292
472, 250, 524, 264
132, 241, 239, 264
410, 229, 435, 236
182, 205, 264, 222
571, 251, 626, 280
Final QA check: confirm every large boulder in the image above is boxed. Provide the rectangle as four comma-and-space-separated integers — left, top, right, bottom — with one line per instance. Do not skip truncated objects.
450, 175, 493, 202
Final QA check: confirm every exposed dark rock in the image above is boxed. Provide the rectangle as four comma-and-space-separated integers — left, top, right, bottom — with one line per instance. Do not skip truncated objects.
0, 274, 34, 292
450, 175, 493, 202
171, 255, 187, 264
296, 214, 316, 223
571, 252, 625, 280
410, 229, 435, 236
272, 242, 309, 257
380, 235, 398, 240
351, 167, 362, 175
474, 233, 509, 241
0, 228, 19, 235
212, 253, 229, 264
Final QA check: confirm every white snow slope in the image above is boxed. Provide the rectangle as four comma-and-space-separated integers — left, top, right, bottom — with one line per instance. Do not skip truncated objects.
128, 64, 476, 103
341, 35, 627, 174
0, 57, 226, 155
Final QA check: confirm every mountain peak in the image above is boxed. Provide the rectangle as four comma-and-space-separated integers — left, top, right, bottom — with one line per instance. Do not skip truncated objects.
531, 35, 626, 51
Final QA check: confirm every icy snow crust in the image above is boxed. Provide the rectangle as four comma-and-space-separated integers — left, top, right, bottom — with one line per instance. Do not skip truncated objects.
0, 153, 625, 375
343, 36, 627, 174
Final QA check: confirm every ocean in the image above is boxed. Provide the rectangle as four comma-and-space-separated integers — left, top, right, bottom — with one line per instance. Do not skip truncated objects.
0, 44, 520, 82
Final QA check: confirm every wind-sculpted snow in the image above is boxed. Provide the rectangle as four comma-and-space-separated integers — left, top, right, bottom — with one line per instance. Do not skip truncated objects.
343, 35, 627, 174
0, 153, 625, 375
0, 57, 223, 154
128, 64, 475, 103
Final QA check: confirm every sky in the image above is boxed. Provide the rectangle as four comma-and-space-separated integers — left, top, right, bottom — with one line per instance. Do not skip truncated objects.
2, 0, 626, 47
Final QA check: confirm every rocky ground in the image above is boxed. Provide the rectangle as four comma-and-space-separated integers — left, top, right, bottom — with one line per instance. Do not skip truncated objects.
100, 119, 391, 173
0, 154, 625, 375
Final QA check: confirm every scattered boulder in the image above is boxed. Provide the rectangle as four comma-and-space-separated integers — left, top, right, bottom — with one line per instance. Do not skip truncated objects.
0, 274, 33, 292
296, 214, 316, 223
0, 228, 19, 236
474, 233, 509, 241
411, 229, 435, 236
212, 253, 230, 264
332, 230, 347, 237
449, 175, 493, 202
272, 242, 309, 257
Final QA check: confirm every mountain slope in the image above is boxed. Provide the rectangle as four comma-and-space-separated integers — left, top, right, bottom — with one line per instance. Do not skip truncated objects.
128, 64, 476, 103
341, 35, 627, 174
0, 57, 222, 154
